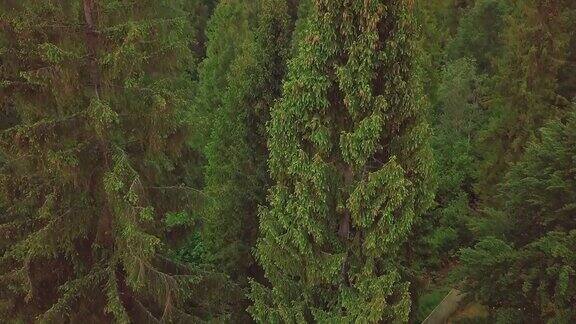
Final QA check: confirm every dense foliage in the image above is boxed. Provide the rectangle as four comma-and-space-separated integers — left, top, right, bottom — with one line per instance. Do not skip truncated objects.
460, 108, 576, 322
0, 1, 233, 322
249, 1, 434, 322
413, 0, 576, 323
1, 0, 575, 323
194, 0, 297, 282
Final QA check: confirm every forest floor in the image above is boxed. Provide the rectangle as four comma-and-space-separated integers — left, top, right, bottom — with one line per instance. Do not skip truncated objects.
448, 302, 490, 323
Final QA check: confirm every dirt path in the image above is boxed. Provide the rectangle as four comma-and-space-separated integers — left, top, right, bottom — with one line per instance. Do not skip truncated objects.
421, 289, 466, 324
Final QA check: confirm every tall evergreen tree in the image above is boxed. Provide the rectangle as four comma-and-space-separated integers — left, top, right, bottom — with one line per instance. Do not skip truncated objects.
250, 0, 434, 322
0, 1, 232, 321
194, 0, 298, 281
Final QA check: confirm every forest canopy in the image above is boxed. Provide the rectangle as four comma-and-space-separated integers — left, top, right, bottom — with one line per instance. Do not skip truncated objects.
0, 0, 574, 323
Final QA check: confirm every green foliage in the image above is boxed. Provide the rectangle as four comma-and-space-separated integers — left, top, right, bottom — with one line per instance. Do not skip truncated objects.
414, 0, 474, 107
447, 0, 509, 73
170, 232, 208, 266
476, 0, 576, 199
409, 57, 483, 277
184, 2, 301, 321
194, 0, 298, 281
0, 0, 574, 322
460, 108, 576, 322
249, 1, 434, 322
0, 1, 233, 321
499, 108, 576, 242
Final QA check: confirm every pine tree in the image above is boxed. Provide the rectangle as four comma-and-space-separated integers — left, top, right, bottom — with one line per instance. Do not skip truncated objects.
250, 1, 434, 322
476, 0, 576, 199
460, 105, 576, 323
0, 1, 232, 321
194, 0, 298, 282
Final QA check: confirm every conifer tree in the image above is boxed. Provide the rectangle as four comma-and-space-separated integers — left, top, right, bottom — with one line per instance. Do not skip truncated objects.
460, 105, 576, 323
476, 0, 576, 198
250, 1, 434, 322
0, 1, 232, 321
194, 0, 298, 281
